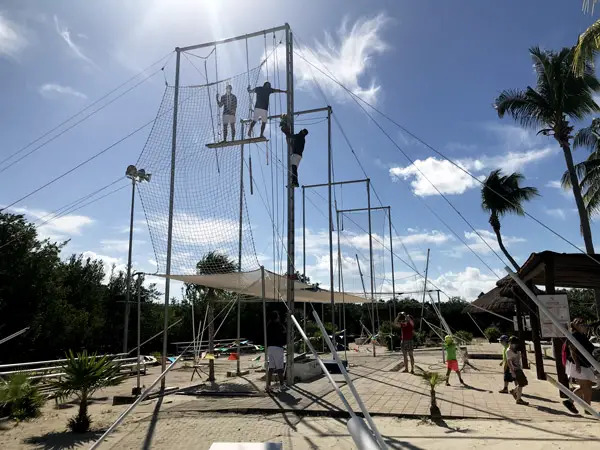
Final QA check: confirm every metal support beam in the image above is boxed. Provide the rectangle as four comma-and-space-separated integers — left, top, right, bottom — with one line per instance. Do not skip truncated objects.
180, 25, 288, 52
337, 206, 391, 213
236, 123, 245, 375
302, 178, 368, 189
419, 249, 430, 332
366, 179, 376, 357
388, 208, 396, 319
327, 106, 335, 330
161, 47, 181, 388
285, 24, 295, 385
268, 106, 330, 120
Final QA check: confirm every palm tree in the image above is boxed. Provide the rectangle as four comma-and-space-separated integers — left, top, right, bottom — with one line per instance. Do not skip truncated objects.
414, 367, 446, 420
0, 373, 45, 420
52, 350, 125, 433
494, 46, 600, 255
195, 251, 238, 382
561, 119, 600, 217
481, 169, 539, 271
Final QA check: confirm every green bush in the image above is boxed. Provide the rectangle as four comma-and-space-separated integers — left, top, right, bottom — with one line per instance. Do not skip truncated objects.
484, 326, 501, 343
454, 331, 473, 345
0, 373, 45, 420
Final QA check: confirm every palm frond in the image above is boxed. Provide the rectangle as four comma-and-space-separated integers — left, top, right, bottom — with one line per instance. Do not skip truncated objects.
414, 367, 447, 387
481, 169, 538, 217
573, 18, 600, 76
494, 89, 548, 130
574, 125, 600, 150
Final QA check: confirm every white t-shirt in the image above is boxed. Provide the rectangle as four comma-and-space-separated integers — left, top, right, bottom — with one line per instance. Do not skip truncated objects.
506, 348, 522, 372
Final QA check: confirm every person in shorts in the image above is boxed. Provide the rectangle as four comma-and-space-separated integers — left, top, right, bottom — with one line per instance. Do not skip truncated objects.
247, 81, 286, 138
266, 310, 287, 392
507, 336, 529, 405
394, 312, 415, 373
565, 318, 597, 411
444, 335, 466, 386
216, 84, 237, 141
498, 334, 516, 393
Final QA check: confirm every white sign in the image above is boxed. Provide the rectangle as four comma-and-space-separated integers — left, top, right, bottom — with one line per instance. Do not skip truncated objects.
539, 294, 569, 338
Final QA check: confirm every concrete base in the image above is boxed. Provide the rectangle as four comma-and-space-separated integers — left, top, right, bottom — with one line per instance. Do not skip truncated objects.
227, 370, 250, 377
113, 395, 136, 405
131, 386, 142, 396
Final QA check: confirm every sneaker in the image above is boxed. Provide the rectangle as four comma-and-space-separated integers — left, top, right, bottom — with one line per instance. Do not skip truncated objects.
499, 388, 509, 394
516, 399, 529, 406
445, 382, 450, 386
562, 400, 579, 414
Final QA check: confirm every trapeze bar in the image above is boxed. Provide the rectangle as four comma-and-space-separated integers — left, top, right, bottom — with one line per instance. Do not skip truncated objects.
206, 136, 268, 149
338, 206, 390, 213
268, 106, 331, 120
179, 24, 288, 52
302, 178, 368, 189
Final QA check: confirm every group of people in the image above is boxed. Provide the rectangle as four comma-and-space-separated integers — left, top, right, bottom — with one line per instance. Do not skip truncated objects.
216, 81, 308, 187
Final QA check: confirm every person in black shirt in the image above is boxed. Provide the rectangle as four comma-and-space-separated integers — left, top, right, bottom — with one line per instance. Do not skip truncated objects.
280, 118, 308, 188
216, 84, 238, 141
565, 318, 597, 409
266, 310, 287, 392
247, 81, 286, 138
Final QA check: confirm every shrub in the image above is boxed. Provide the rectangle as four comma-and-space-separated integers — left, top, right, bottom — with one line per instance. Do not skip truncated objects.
454, 331, 473, 345
484, 326, 501, 343
0, 373, 45, 420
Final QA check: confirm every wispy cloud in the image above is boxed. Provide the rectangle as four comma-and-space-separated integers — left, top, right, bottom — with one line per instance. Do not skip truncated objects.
39, 83, 87, 100
8, 206, 94, 240
0, 13, 27, 59
289, 14, 389, 104
53, 15, 96, 66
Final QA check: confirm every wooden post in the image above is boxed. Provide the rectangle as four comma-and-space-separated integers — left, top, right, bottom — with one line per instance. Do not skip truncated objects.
526, 281, 546, 380
544, 257, 569, 396
514, 292, 529, 369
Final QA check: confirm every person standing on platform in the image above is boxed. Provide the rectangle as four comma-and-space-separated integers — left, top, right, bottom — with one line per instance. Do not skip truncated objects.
394, 312, 415, 374
216, 84, 238, 142
280, 115, 308, 188
248, 81, 286, 138
266, 310, 287, 393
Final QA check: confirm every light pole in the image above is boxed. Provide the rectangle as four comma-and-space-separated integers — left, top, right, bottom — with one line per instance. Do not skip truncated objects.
124, 165, 151, 354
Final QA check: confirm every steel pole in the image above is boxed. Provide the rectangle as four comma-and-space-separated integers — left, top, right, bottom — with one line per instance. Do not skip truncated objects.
161, 48, 181, 387
366, 179, 376, 357
327, 107, 335, 330
237, 124, 245, 375
123, 177, 136, 353
261, 266, 268, 380
285, 24, 296, 385
136, 274, 142, 394
419, 248, 430, 332
302, 187, 306, 353
387, 208, 396, 319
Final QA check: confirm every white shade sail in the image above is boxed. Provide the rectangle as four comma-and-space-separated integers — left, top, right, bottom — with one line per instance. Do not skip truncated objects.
159, 269, 369, 304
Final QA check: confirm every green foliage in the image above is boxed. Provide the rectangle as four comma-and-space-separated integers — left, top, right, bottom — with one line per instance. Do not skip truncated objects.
484, 326, 501, 343
413, 331, 427, 347
566, 289, 598, 322
415, 368, 447, 390
454, 330, 473, 345
0, 373, 45, 420
52, 350, 125, 433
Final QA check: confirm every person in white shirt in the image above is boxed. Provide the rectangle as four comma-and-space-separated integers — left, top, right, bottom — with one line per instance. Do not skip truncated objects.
506, 336, 529, 406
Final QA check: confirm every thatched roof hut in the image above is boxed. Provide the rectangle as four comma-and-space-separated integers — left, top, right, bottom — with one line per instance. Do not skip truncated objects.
463, 281, 515, 315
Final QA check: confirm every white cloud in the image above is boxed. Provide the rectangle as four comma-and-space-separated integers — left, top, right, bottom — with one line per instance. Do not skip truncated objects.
431, 267, 498, 301
54, 15, 96, 66
282, 14, 389, 104
8, 206, 94, 240
0, 13, 27, 58
546, 180, 562, 189
101, 239, 133, 253
546, 208, 566, 220
390, 158, 481, 196
395, 229, 452, 247
81, 250, 126, 283
39, 83, 87, 100
448, 229, 525, 258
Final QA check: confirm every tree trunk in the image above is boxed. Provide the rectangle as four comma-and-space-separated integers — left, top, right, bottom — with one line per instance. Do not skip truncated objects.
208, 291, 215, 382
558, 139, 600, 317
491, 215, 520, 271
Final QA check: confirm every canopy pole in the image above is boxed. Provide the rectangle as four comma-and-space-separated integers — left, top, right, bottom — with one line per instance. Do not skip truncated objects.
327, 106, 335, 331
302, 186, 307, 353
336, 209, 348, 361
366, 179, 376, 357
387, 207, 396, 319
236, 122, 245, 375
467, 312, 486, 338
161, 47, 181, 388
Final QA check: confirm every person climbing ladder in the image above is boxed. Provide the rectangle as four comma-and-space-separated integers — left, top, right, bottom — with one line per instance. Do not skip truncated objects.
248, 81, 286, 138
280, 114, 308, 188
216, 84, 237, 141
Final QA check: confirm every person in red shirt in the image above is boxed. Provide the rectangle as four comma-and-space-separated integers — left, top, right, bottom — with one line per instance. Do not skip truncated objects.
394, 312, 415, 373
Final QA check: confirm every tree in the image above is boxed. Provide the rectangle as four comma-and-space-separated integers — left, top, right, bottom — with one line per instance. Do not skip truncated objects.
414, 368, 446, 419
561, 119, 600, 217
481, 169, 539, 271
494, 47, 600, 256
52, 350, 125, 433
193, 251, 238, 381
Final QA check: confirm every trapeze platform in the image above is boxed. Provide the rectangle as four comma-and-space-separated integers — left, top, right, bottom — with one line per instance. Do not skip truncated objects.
206, 136, 268, 149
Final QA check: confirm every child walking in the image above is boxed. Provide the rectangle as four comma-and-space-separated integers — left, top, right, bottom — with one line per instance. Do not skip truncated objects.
498, 334, 516, 393
444, 335, 466, 386
507, 336, 529, 405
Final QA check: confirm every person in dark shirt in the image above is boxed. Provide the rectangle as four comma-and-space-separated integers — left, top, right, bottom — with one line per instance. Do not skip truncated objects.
247, 81, 286, 138
216, 84, 237, 141
266, 310, 287, 392
280, 117, 308, 188
565, 318, 597, 409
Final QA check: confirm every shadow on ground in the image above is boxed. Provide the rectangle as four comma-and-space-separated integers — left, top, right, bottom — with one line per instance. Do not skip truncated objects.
24, 430, 102, 450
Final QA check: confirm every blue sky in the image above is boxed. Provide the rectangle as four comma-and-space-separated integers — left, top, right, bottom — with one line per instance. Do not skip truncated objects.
1, 0, 599, 302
